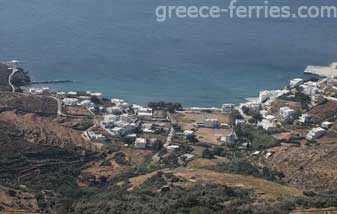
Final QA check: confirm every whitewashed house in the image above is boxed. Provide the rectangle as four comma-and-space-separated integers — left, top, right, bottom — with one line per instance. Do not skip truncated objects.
80, 100, 95, 108
29, 87, 49, 95
89, 92, 103, 98
235, 119, 246, 126
67, 91, 78, 96
138, 112, 153, 120
221, 104, 235, 114
279, 107, 296, 121
240, 102, 261, 112
134, 138, 147, 149
298, 114, 311, 124
306, 127, 326, 141
183, 130, 195, 136
204, 119, 220, 128
219, 130, 236, 144
259, 90, 286, 103
63, 98, 79, 106
321, 121, 333, 129
85, 131, 106, 142
290, 78, 304, 88
258, 115, 276, 130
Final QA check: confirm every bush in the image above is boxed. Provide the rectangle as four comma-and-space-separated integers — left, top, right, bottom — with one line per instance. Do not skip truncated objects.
202, 149, 215, 159
235, 126, 279, 150
148, 101, 183, 113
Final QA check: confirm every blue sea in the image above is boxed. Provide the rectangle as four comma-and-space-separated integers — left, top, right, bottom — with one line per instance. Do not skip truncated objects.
0, 0, 336, 107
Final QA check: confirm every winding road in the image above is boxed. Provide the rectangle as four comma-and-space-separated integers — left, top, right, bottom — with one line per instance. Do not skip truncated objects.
8, 68, 17, 92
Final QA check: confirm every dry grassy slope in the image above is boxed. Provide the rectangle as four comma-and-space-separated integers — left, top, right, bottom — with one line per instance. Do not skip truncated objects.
126, 167, 302, 200
0, 92, 57, 115
263, 143, 337, 191
309, 101, 337, 122
0, 111, 97, 152
0, 118, 99, 212
0, 185, 39, 213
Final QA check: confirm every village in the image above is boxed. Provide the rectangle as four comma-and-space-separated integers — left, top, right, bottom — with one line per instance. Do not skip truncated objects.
2, 59, 337, 214
19, 61, 337, 165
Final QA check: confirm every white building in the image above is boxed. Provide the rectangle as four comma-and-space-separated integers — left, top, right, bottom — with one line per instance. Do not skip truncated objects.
321, 121, 333, 129
259, 90, 287, 103
240, 102, 261, 112
298, 114, 311, 124
106, 106, 122, 115
138, 112, 153, 120
88, 92, 103, 98
258, 115, 276, 130
221, 104, 235, 114
28, 87, 49, 95
85, 131, 106, 142
306, 127, 326, 141
299, 81, 320, 96
279, 107, 296, 121
63, 98, 79, 106
111, 127, 123, 137
204, 118, 220, 128
219, 130, 236, 144
111, 98, 129, 109
142, 123, 154, 133
80, 100, 95, 108
56, 91, 66, 97
134, 138, 147, 149
290, 78, 304, 88
235, 119, 245, 126
133, 105, 152, 114
184, 130, 194, 136
67, 91, 78, 96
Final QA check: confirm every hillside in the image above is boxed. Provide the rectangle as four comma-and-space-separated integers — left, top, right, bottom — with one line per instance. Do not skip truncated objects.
0, 92, 57, 115
0, 63, 30, 91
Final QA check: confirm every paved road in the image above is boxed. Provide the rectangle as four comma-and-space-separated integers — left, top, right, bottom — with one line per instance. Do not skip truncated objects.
8, 68, 17, 92
235, 106, 250, 122
48, 95, 90, 118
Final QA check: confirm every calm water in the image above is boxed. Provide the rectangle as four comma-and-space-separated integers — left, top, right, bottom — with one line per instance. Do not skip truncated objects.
0, 0, 336, 106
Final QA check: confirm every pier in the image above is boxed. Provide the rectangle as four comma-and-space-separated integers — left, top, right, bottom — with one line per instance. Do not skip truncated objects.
304, 62, 337, 78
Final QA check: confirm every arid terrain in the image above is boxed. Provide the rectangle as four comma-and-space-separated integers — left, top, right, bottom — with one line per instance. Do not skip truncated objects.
1, 64, 337, 214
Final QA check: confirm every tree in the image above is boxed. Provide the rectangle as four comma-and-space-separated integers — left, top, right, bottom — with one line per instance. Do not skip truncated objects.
202, 149, 215, 159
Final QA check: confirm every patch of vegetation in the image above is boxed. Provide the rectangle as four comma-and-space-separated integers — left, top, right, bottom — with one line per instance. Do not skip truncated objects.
279, 92, 311, 109
113, 152, 128, 165
148, 101, 183, 113
172, 123, 183, 132
242, 106, 263, 122
230, 109, 243, 125
70, 182, 253, 214
71, 118, 94, 131
210, 161, 284, 182
235, 126, 279, 150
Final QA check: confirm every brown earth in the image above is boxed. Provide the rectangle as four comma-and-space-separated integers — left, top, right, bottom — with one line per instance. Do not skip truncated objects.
0, 117, 99, 213
0, 185, 39, 213
0, 92, 57, 116
0, 110, 97, 152
262, 143, 337, 191
309, 101, 337, 122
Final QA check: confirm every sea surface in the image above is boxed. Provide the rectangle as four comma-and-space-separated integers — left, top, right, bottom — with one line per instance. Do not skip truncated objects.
0, 0, 336, 107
